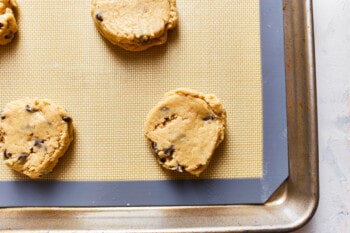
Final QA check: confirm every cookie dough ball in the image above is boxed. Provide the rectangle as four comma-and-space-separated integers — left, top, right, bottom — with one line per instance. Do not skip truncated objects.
144, 89, 226, 176
0, 0, 18, 45
91, 0, 178, 51
0, 98, 74, 179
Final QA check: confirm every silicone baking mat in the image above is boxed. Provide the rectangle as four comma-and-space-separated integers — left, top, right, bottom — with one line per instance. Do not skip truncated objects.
0, 0, 288, 206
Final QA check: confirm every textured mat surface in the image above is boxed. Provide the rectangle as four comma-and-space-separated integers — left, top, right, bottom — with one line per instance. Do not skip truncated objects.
0, 0, 263, 181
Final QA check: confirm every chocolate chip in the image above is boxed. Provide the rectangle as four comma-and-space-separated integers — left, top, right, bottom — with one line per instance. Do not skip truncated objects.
163, 145, 174, 157
151, 141, 160, 156
4, 34, 12, 40
171, 165, 183, 172
25, 105, 39, 113
0, 23, 3, 29
96, 13, 103, 22
1, 115, 5, 120
151, 141, 157, 150
18, 153, 29, 161
137, 35, 149, 44
3, 149, 11, 159
62, 116, 72, 123
160, 158, 166, 163
34, 139, 45, 148
202, 115, 215, 121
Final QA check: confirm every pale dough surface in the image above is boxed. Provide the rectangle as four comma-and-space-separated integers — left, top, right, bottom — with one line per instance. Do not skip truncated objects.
0, 0, 18, 45
144, 89, 226, 176
0, 98, 74, 179
91, 0, 178, 51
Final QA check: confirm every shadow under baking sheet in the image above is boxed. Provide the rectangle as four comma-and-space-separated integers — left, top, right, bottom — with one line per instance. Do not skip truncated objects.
0, 0, 288, 207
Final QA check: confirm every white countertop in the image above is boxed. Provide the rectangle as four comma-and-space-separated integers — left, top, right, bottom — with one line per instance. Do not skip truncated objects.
294, 0, 350, 232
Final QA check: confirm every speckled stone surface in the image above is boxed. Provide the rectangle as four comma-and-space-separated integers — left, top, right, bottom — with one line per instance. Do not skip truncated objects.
295, 0, 350, 232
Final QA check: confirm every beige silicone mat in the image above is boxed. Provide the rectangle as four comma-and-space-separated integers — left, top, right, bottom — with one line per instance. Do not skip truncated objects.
0, 0, 262, 181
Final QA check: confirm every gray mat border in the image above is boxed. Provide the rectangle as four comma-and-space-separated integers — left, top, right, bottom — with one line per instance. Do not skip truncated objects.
0, 0, 288, 207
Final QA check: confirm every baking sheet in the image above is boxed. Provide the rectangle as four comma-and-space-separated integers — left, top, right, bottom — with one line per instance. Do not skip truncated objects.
0, 0, 288, 206
0, 0, 318, 231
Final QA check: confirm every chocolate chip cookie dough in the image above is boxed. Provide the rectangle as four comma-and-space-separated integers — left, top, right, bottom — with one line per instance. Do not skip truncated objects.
91, 0, 178, 51
144, 89, 226, 176
0, 98, 74, 179
0, 0, 18, 45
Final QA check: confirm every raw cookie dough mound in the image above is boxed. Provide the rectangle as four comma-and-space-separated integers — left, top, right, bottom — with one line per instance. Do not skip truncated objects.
0, 98, 74, 179
0, 0, 18, 45
144, 89, 226, 176
91, 0, 178, 51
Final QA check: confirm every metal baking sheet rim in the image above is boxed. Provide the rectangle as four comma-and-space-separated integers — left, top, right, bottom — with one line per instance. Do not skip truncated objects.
0, 0, 318, 232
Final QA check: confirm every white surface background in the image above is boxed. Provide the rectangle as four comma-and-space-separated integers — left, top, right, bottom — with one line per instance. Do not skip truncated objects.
294, 0, 350, 232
